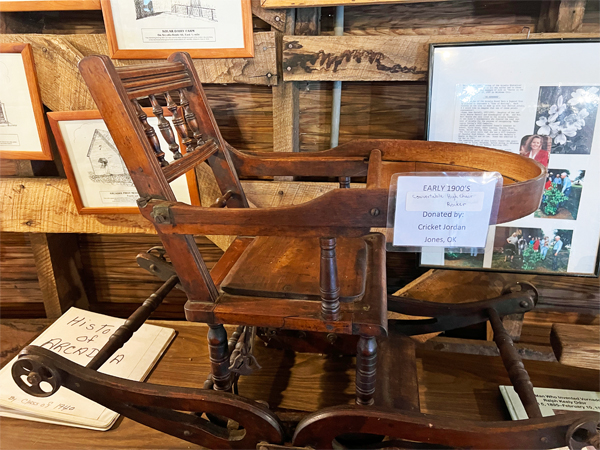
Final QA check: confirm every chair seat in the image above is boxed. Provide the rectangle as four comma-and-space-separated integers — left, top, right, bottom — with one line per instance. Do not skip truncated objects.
221, 236, 368, 302
185, 233, 388, 337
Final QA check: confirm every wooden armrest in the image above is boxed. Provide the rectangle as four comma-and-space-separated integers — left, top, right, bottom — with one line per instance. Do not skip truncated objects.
141, 188, 388, 238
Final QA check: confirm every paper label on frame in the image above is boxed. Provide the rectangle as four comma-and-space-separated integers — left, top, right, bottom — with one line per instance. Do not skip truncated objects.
393, 174, 500, 248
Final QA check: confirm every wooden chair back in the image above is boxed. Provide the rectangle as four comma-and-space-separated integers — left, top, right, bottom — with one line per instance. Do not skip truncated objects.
79, 52, 247, 303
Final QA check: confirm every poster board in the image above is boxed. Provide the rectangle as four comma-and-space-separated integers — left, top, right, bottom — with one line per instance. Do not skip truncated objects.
425, 39, 600, 277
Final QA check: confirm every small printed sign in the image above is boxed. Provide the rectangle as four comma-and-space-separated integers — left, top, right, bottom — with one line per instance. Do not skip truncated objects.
392, 173, 501, 248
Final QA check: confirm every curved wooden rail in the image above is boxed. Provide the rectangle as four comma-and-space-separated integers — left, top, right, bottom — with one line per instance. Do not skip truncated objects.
14, 346, 284, 450
292, 405, 600, 450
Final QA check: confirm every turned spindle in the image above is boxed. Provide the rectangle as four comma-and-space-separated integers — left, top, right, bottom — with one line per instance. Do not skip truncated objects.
320, 237, 341, 321
164, 91, 195, 153
179, 89, 205, 145
356, 334, 377, 406
339, 177, 351, 188
133, 99, 168, 167
87, 275, 178, 371
149, 94, 182, 160
210, 190, 233, 208
489, 308, 542, 419
207, 324, 232, 391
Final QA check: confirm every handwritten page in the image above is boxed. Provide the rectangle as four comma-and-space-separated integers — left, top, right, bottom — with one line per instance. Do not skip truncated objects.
0, 307, 175, 430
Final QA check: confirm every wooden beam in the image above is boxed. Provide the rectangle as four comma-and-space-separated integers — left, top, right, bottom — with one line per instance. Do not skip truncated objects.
295, 7, 320, 36
251, 0, 289, 31
272, 8, 300, 156
30, 233, 90, 319
1, 178, 156, 234
261, 0, 449, 7
0, 176, 350, 234
537, 0, 587, 32
283, 33, 600, 81
272, 81, 300, 153
550, 323, 600, 370
0, 33, 278, 111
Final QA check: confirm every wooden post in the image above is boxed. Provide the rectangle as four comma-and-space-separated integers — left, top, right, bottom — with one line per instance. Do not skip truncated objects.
320, 237, 341, 320
356, 334, 377, 406
207, 324, 232, 391
537, 0, 587, 32
30, 233, 90, 319
272, 7, 320, 156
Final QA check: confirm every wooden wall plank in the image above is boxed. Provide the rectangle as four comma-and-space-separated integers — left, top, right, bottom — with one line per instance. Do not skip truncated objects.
262, 0, 450, 7
323, 1, 542, 36
251, 0, 289, 31
78, 234, 222, 319
30, 233, 90, 319
0, 233, 46, 318
299, 81, 427, 152
0, 33, 278, 111
538, 0, 587, 32
0, 178, 358, 234
0, 178, 156, 234
272, 81, 300, 152
283, 32, 600, 81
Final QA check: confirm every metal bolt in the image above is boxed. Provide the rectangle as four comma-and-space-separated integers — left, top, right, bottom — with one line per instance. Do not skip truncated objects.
274, 15, 281, 22
266, 72, 272, 78
286, 66, 292, 71
327, 333, 337, 344
27, 372, 41, 386
183, 430, 192, 437
149, 264, 158, 272
263, 46, 268, 51
288, 43, 293, 49
370, 208, 380, 216
520, 300, 529, 308
154, 214, 167, 224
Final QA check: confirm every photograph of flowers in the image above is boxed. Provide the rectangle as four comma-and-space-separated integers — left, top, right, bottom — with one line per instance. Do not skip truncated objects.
425, 39, 600, 276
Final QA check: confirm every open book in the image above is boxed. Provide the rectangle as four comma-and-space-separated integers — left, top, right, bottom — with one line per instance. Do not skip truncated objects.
0, 307, 175, 430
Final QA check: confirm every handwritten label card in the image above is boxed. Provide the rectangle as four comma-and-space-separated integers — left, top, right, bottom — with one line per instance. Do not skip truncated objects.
392, 173, 501, 248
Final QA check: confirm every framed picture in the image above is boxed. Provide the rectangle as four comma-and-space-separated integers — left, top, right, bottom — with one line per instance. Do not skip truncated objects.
100, 0, 254, 59
424, 39, 600, 277
0, 43, 53, 160
0, 1, 101, 11
48, 109, 201, 214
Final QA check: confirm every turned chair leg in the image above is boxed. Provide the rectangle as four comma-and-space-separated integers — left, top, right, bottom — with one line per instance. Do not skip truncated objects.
207, 324, 232, 391
356, 334, 377, 406
320, 237, 341, 321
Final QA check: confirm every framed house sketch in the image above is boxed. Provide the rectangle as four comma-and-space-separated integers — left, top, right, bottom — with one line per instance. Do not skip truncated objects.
48, 109, 201, 214
0, 1, 101, 11
424, 39, 600, 277
0, 43, 53, 160
101, 0, 254, 59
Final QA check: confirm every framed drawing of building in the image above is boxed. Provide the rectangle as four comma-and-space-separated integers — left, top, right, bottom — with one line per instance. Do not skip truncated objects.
48, 110, 201, 214
0, 43, 53, 160
0, 1, 101, 11
101, 0, 254, 59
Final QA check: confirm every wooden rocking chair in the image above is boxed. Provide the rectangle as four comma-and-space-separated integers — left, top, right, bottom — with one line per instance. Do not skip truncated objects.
11, 52, 600, 450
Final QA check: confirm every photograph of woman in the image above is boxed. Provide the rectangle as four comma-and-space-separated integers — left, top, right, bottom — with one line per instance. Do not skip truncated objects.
519, 134, 550, 167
